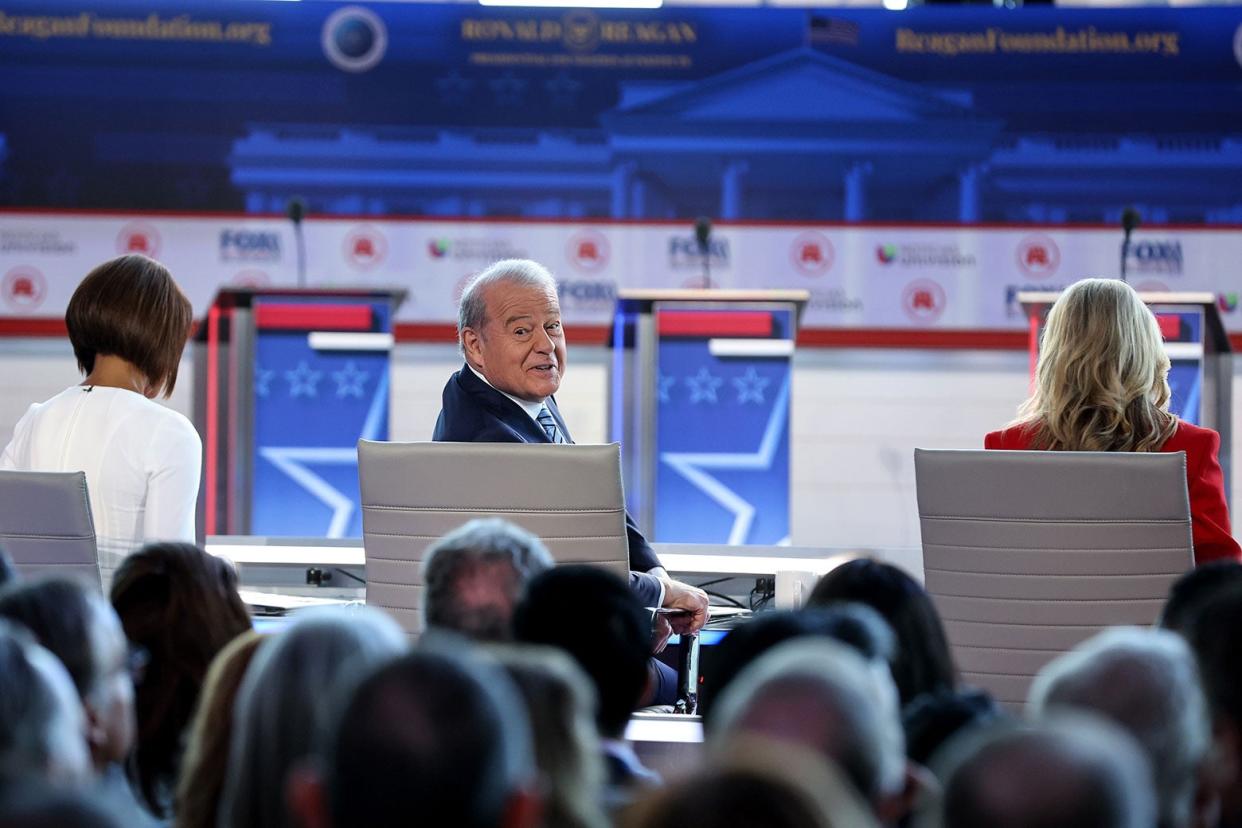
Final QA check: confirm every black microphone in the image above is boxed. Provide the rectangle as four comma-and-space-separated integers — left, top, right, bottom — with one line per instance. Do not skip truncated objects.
1120, 206, 1140, 283
693, 216, 712, 254
287, 197, 307, 288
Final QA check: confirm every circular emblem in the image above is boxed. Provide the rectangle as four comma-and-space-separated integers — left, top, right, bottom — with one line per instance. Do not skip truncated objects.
566, 229, 610, 273
902, 279, 946, 323
2, 267, 47, 311
116, 223, 161, 258
562, 11, 600, 53
343, 225, 388, 270
428, 238, 450, 259
789, 232, 834, 277
322, 6, 388, 73
876, 244, 898, 265
1234, 24, 1242, 70
1016, 234, 1060, 278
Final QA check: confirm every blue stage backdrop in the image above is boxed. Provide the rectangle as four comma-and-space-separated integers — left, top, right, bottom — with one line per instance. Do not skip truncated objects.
1, 2, 1242, 222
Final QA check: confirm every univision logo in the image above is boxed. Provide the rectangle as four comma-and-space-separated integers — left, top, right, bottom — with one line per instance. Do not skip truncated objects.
428, 239, 450, 258
876, 244, 898, 265
1220, 293, 1239, 313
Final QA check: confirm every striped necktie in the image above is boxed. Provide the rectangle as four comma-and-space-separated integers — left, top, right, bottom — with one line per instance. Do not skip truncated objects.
537, 406, 565, 444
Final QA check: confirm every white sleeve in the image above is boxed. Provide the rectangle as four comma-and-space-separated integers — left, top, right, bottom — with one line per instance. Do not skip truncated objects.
143, 412, 202, 544
0, 404, 37, 470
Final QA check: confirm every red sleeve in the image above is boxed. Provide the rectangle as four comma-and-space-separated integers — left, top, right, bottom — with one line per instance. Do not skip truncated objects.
1186, 428, 1242, 565
984, 430, 1000, 449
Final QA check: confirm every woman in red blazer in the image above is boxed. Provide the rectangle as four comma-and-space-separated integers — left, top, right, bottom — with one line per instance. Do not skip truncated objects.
985, 278, 1240, 565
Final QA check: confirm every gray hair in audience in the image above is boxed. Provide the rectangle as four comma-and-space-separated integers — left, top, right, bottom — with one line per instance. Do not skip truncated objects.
217, 606, 407, 828
928, 715, 1155, 828
1027, 627, 1210, 828
458, 259, 559, 347
423, 518, 554, 640
0, 619, 91, 784
708, 638, 906, 801
493, 645, 608, 828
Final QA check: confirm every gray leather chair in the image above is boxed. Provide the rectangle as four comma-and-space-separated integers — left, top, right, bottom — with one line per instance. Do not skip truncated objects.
357, 440, 631, 636
0, 470, 101, 591
914, 448, 1192, 707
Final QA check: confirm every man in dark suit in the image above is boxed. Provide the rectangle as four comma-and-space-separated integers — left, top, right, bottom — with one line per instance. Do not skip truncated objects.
433, 258, 709, 641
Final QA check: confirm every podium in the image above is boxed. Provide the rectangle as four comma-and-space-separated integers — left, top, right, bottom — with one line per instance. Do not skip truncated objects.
1019, 291, 1232, 496
194, 287, 406, 539
609, 289, 808, 545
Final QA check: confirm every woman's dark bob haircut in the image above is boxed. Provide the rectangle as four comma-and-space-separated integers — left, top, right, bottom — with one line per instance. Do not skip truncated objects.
66, 254, 193, 398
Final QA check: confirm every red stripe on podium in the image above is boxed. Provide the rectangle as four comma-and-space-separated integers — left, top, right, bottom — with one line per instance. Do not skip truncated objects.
658, 311, 773, 338
1155, 314, 1182, 340
255, 305, 372, 331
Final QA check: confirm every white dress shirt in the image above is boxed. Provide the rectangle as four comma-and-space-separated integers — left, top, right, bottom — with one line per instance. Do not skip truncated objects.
1, 385, 201, 578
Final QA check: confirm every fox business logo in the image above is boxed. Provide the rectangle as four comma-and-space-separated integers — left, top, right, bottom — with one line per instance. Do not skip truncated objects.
1125, 240, 1183, 276
557, 279, 616, 310
668, 236, 730, 270
220, 229, 281, 263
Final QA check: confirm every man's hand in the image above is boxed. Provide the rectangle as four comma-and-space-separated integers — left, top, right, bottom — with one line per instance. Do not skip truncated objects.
658, 577, 709, 635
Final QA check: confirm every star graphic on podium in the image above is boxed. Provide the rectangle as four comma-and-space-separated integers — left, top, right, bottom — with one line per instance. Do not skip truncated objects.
489, 73, 527, 106
254, 366, 274, 398
285, 362, 322, 398
733, 367, 770, 405
657, 373, 676, 404
660, 377, 790, 546
435, 71, 474, 105
333, 361, 369, 399
686, 367, 723, 404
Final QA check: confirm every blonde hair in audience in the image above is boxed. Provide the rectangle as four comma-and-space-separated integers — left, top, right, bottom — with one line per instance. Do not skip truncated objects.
1016, 278, 1177, 452
173, 630, 263, 828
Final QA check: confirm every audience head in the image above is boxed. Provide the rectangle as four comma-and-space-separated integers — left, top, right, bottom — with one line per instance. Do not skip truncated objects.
931, 717, 1155, 828
1018, 276, 1175, 452
0, 546, 17, 587
514, 565, 650, 740
220, 607, 407, 828
1185, 581, 1242, 825
0, 619, 92, 784
457, 258, 565, 403
66, 253, 193, 398
173, 630, 263, 828
109, 542, 251, 816
623, 740, 878, 828
309, 647, 537, 828
1028, 627, 1210, 828
423, 518, 554, 642
700, 604, 895, 724
0, 780, 123, 828
902, 687, 1006, 767
0, 577, 135, 771
807, 558, 956, 705
1159, 560, 1242, 634
494, 645, 607, 828
709, 638, 906, 815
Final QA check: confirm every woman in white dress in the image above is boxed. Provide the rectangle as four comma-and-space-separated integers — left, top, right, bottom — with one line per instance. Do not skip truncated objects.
1, 254, 200, 577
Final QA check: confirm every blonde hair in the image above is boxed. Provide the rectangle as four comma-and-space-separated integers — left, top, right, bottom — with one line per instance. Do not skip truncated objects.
1016, 278, 1177, 452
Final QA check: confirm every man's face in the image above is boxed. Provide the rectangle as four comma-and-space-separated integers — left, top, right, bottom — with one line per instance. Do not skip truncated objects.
463, 279, 566, 403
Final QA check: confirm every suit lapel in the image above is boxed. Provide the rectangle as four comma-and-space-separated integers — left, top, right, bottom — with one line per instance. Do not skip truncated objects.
457, 363, 552, 444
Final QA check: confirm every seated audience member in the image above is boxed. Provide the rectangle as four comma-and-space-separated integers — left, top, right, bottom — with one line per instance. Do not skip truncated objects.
699, 604, 896, 724
708, 638, 914, 826
0, 254, 200, 578
109, 542, 251, 818
0, 779, 124, 828
219, 607, 407, 828
1027, 627, 1212, 828
0, 546, 17, 587
173, 630, 262, 828
290, 648, 539, 828
1186, 582, 1242, 828
807, 558, 957, 707
622, 740, 878, 828
1159, 560, 1242, 634
423, 518, 554, 641
928, 717, 1155, 828
902, 688, 1005, 768
0, 577, 153, 824
494, 645, 609, 828
0, 619, 92, 784
513, 565, 658, 811
985, 278, 1240, 565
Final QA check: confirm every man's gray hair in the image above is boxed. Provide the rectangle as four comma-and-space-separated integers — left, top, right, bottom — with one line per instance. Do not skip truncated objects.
218, 606, 407, 828
457, 259, 559, 347
1028, 626, 1210, 828
0, 619, 91, 784
422, 519, 554, 638
708, 637, 906, 800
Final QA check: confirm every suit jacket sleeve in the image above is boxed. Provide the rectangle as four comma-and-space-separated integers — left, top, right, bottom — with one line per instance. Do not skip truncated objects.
626, 513, 662, 573
1186, 428, 1242, 564
628, 570, 664, 608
